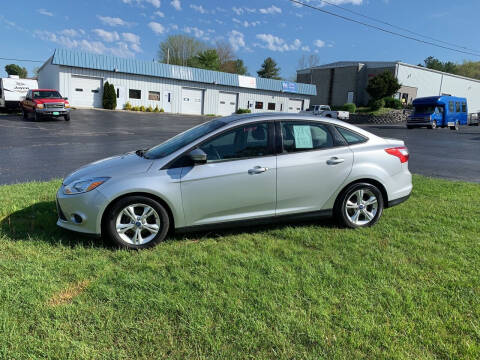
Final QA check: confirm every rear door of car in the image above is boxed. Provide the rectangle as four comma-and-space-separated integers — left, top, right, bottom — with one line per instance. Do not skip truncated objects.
180, 121, 277, 226
275, 120, 354, 215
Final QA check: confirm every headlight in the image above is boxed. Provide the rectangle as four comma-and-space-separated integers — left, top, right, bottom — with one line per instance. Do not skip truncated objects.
36, 103, 44, 109
64, 102, 70, 108
63, 177, 110, 195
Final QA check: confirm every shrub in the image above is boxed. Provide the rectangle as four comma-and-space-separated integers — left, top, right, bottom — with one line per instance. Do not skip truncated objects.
383, 97, 403, 109
160, 108, 165, 112
102, 82, 117, 110
153, 105, 160, 112
205, 114, 216, 117
342, 103, 356, 113
124, 102, 132, 111
369, 98, 385, 111
131, 106, 139, 111
139, 105, 146, 112
146, 106, 153, 112
236, 108, 251, 114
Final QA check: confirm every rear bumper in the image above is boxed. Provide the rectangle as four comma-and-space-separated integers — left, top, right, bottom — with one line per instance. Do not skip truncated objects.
388, 193, 410, 208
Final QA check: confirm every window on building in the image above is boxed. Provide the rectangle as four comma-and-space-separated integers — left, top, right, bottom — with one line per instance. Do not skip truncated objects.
117, 89, 120, 98
129, 89, 141, 99
148, 91, 160, 101
462, 102, 467, 113
456, 102, 461, 113
267, 103, 276, 111
199, 122, 272, 162
255, 101, 264, 109
449, 101, 454, 112
75, 88, 83, 92
281, 122, 334, 153
91, 89, 99, 93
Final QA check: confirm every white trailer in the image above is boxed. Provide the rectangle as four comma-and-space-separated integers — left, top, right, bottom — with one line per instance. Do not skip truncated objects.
0, 75, 38, 109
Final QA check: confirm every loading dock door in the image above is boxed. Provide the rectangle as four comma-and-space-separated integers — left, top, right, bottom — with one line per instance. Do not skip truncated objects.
182, 88, 203, 115
218, 92, 237, 116
288, 99, 303, 113
71, 75, 103, 108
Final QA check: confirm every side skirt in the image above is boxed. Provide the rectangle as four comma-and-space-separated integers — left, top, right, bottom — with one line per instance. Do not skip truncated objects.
176, 209, 333, 234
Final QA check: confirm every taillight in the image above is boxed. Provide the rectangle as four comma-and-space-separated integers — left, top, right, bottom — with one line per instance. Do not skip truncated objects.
385, 146, 409, 163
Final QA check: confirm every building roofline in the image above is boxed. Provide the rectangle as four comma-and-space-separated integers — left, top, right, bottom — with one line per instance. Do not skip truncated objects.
47, 48, 317, 96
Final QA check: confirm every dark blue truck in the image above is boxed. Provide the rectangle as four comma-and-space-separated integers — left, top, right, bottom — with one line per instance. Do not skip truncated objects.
407, 96, 479, 130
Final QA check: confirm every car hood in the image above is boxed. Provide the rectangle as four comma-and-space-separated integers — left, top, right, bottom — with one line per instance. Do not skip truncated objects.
63, 153, 154, 185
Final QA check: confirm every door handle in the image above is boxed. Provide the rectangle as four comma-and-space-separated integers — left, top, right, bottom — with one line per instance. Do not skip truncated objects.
248, 166, 268, 175
326, 157, 345, 165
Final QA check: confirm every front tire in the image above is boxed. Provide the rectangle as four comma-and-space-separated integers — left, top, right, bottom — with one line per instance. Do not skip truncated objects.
335, 183, 384, 228
104, 196, 170, 249
64, 114, 70, 121
33, 111, 40, 122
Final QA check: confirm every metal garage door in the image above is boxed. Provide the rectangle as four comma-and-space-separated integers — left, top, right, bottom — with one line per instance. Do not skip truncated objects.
288, 99, 304, 113
71, 75, 103, 108
182, 88, 203, 115
218, 92, 237, 116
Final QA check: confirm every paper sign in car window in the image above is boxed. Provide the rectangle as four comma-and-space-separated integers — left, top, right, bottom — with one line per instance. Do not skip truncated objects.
293, 125, 313, 149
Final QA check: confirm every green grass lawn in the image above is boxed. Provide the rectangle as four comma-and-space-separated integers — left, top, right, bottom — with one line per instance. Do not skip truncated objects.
0, 176, 479, 359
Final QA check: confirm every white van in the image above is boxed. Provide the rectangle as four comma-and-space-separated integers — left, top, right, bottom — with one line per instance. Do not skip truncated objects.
0, 75, 39, 109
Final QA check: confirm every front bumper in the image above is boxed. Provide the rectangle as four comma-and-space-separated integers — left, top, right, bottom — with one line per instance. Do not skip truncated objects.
37, 107, 70, 116
56, 186, 108, 235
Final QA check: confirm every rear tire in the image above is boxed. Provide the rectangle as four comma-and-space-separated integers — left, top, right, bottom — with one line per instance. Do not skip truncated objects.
335, 183, 384, 228
21, 108, 27, 120
104, 195, 170, 249
450, 120, 460, 131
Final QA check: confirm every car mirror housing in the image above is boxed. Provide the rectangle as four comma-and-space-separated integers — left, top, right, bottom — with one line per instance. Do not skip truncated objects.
64, 97, 68, 100
188, 148, 207, 165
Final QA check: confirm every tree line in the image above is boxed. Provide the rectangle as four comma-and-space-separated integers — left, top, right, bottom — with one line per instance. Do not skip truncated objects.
158, 34, 282, 79
419, 56, 480, 80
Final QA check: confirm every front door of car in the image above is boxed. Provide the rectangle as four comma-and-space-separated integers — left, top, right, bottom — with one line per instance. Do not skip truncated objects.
276, 121, 354, 215
180, 122, 276, 226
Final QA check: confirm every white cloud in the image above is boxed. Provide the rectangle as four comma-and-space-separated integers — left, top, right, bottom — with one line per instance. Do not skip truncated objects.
93, 29, 120, 42
314, 39, 325, 48
171, 0, 181, 10
97, 15, 131, 27
255, 34, 302, 51
301, 45, 311, 51
232, 6, 256, 15
122, 32, 140, 44
184, 26, 209, 41
59, 29, 82, 37
233, 18, 261, 28
190, 4, 207, 14
123, 0, 161, 7
37, 9, 53, 16
154, 10, 165, 17
228, 30, 246, 51
232, 7, 243, 15
259, 5, 282, 14
170, 24, 179, 30
148, 21, 165, 34
35, 29, 137, 58
146, 0, 161, 7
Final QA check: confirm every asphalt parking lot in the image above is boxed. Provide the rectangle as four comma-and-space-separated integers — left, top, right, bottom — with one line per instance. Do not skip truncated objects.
0, 109, 479, 184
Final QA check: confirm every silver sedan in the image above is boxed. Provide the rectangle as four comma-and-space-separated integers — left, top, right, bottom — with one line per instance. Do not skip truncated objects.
56, 113, 412, 249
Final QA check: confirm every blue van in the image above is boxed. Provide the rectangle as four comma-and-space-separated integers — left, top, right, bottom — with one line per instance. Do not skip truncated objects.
407, 96, 468, 130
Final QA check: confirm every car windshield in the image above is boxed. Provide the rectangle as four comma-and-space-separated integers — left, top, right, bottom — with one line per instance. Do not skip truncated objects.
144, 119, 227, 159
33, 91, 62, 99
414, 105, 437, 114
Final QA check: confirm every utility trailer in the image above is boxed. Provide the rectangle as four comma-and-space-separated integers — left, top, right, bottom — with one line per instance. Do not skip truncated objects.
0, 75, 38, 109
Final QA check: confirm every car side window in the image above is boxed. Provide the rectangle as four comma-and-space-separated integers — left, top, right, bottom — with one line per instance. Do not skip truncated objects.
336, 126, 368, 145
449, 101, 454, 112
281, 122, 334, 153
199, 122, 272, 162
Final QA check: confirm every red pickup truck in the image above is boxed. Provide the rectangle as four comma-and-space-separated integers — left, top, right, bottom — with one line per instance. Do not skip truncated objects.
20, 89, 71, 121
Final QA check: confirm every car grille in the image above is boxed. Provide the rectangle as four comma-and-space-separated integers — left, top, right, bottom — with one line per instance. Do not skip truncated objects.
408, 117, 428, 124
56, 200, 67, 221
45, 103, 65, 109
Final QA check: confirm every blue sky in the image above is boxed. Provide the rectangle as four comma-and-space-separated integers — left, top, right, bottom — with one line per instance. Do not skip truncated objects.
1, 0, 480, 79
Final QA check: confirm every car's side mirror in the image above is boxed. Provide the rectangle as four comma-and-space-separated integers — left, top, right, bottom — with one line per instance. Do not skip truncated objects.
188, 148, 207, 165
64, 97, 68, 100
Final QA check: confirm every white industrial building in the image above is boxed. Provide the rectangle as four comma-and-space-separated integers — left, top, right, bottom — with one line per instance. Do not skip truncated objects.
38, 49, 315, 115
297, 61, 480, 112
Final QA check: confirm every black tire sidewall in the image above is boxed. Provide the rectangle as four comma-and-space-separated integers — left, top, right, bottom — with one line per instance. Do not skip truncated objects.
105, 196, 170, 249
336, 183, 384, 228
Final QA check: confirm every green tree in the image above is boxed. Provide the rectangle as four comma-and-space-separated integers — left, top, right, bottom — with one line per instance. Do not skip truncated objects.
366, 71, 401, 101
422, 56, 458, 74
257, 57, 281, 79
456, 60, 480, 80
102, 82, 117, 110
221, 59, 248, 75
5, 64, 28, 78
157, 35, 206, 66
190, 49, 220, 71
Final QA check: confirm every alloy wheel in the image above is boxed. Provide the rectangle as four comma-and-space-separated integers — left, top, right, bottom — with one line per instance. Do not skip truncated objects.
345, 189, 378, 226
115, 203, 161, 245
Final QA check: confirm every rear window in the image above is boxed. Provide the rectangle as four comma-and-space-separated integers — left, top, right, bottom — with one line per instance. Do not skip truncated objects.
336, 127, 368, 145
